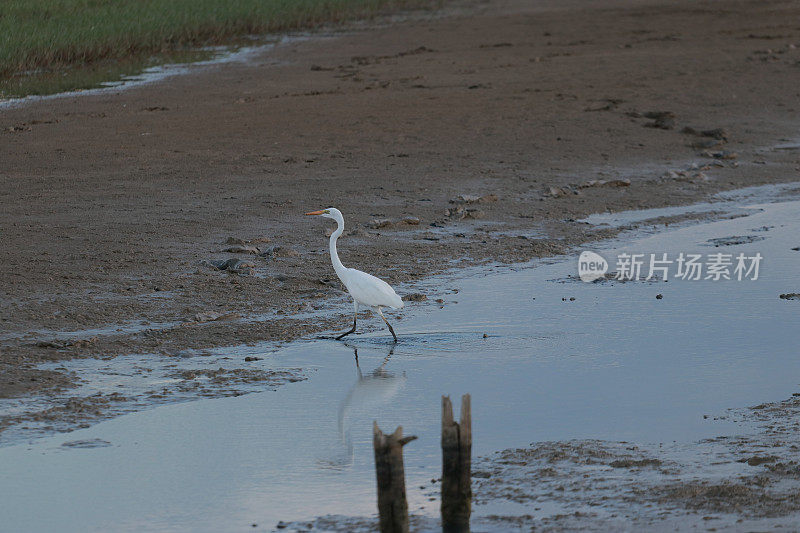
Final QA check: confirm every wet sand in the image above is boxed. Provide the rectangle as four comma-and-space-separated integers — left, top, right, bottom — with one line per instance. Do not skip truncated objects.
1, 0, 800, 440
1, 190, 799, 530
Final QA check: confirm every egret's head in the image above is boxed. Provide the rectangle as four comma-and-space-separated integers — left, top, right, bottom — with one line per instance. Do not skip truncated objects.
305, 207, 342, 220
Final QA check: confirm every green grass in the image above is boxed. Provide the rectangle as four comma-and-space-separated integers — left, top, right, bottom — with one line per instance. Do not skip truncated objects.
0, 0, 436, 97
1, 48, 218, 98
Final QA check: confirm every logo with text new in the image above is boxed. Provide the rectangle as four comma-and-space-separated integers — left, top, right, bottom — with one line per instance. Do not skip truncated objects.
578, 251, 608, 282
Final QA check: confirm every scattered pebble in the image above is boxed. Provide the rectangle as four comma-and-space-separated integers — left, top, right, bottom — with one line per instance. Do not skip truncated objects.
445, 206, 486, 219
579, 178, 630, 188
370, 218, 394, 229
656, 294, 663, 299
449, 194, 498, 205
701, 150, 738, 160
738, 455, 779, 466
226, 236, 270, 245
545, 186, 576, 198
692, 138, 725, 150
193, 311, 240, 323
261, 246, 300, 258
224, 245, 260, 254
204, 258, 255, 273
642, 111, 676, 129
402, 293, 427, 302
682, 126, 729, 140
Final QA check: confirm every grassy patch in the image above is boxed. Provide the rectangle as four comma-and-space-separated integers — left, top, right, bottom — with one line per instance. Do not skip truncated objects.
0, 0, 437, 97
0, 48, 218, 98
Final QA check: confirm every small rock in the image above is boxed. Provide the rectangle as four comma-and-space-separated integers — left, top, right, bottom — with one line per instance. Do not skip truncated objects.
545, 186, 574, 198
347, 228, 370, 237
702, 150, 738, 160
445, 206, 465, 218
401, 216, 421, 225
692, 138, 725, 150
701, 128, 729, 140
739, 455, 779, 466
193, 311, 240, 322
464, 208, 485, 219
665, 169, 710, 182
656, 294, 663, 299
370, 219, 394, 229
225, 245, 260, 254
204, 258, 255, 273
579, 178, 630, 188
682, 126, 729, 141
35, 340, 67, 349
642, 111, 676, 129
402, 293, 427, 302
262, 246, 300, 258
449, 194, 498, 204
226, 237, 247, 245
450, 194, 481, 204
244, 356, 262, 362
483, 333, 488, 338
779, 293, 800, 300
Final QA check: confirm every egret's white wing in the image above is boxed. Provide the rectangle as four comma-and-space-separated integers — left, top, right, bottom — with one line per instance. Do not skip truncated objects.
343, 268, 404, 309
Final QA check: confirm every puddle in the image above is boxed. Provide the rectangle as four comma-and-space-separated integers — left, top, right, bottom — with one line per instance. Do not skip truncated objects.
581, 181, 800, 228
0, 194, 798, 531
0, 347, 305, 443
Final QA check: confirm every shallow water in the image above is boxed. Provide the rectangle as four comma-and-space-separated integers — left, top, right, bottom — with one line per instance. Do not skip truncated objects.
1, 194, 798, 532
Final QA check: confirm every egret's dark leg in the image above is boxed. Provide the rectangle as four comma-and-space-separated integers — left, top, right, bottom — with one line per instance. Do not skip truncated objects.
336, 317, 356, 340
336, 302, 358, 341
377, 308, 398, 343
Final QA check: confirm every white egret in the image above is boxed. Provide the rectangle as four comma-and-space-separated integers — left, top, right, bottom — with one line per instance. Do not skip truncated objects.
305, 208, 404, 342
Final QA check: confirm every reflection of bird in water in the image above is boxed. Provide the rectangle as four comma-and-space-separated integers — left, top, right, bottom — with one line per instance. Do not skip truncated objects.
319, 346, 406, 469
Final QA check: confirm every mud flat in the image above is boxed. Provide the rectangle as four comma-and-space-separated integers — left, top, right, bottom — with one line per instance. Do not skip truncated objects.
1, 189, 799, 531
1, 0, 800, 526
2, 0, 800, 413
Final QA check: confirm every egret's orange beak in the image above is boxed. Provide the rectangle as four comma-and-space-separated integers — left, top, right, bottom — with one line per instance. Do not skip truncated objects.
305, 210, 325, 216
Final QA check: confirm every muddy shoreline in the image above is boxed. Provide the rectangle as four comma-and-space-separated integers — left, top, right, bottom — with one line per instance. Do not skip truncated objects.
281, 388, 800, 531
2, 0, 800, 437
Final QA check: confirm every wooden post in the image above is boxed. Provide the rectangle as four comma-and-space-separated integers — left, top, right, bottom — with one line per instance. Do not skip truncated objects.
441, 394, 472, 533
373, 422, 417, 533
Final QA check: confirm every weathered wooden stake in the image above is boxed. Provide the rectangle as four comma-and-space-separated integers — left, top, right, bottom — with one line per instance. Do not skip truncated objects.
441, 394, 472, 533
373, 422, 417, 533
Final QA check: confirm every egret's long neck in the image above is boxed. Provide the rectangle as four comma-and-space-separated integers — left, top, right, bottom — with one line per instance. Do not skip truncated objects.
329, 216, 346, 277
